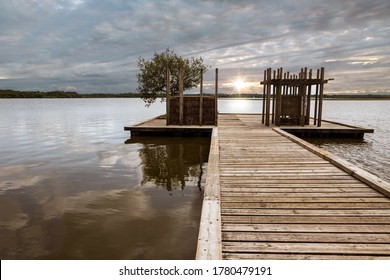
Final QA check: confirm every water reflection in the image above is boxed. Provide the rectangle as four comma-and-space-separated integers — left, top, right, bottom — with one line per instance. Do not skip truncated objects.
0, 135, 210, 260
127, 137, 210, 192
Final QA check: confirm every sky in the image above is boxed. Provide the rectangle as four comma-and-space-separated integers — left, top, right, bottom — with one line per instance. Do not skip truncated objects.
0, 0, 389, 94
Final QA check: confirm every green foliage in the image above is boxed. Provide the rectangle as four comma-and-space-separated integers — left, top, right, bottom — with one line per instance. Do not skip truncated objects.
136, 48, 209, 106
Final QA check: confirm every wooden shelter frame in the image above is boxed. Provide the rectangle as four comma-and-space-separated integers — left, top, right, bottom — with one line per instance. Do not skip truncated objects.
261, 67, 332, 127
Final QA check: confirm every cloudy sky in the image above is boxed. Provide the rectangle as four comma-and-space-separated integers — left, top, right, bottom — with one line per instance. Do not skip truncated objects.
1, 0, 389, 94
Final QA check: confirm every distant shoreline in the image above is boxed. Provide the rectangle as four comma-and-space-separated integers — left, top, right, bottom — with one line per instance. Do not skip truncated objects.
1, 89, 390, 100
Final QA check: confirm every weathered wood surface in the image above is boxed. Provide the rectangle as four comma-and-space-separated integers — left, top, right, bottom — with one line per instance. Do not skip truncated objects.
196, 128, 222, 260
218, 114, 390, 260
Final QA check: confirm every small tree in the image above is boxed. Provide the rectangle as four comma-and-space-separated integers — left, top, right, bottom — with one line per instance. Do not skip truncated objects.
136, 48, 209, 106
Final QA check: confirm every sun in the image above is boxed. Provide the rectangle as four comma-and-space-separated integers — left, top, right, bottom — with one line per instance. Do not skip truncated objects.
233, 79, 245, 93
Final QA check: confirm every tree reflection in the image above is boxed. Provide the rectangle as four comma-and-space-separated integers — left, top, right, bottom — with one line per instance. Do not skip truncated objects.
128, 137, 210, 191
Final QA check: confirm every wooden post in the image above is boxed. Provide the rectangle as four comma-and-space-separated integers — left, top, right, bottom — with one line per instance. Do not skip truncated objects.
271, 70, 276, 124
275, 68, 283, 126
265, 68, 271, 126
179, 68, 184, 126
166, 67, 171, 125
300, 68, 307, 127
287, 72, 291, 95
261, 70, 266, 124
305, 69, 312, 125
313, 69, 320, 126
199, 68, 203, 126
215, 68, 218, 125
317, 67, 325, 127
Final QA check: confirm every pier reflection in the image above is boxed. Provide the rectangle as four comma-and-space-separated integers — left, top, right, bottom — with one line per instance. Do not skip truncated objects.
126, 136, 211, 191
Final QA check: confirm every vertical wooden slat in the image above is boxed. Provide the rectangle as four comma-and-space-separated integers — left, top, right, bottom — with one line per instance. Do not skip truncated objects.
179, 68, 184, 126
313, 69, 320, 126
265, 68, 271, 126
305, 69, 312, 125
300, 68, 307, 127
275, 68, 283, 126
286, 72, 291, 95
215, 68, 218, 126
262, 70, 266, 124
199, 68, 203, 126
166, 67, 171, 125
317, 67, 325, 127
271, 70, 276, 124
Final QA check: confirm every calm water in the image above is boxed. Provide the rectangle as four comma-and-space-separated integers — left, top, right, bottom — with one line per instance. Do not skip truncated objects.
0, 99, 209, 259
305, 100, 390, 183
0, 98, 389, 259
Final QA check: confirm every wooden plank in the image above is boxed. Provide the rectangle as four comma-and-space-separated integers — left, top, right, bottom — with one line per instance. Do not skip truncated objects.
222, 202, 390, 209
221, 196, 390, 203
223, 253, 390, 260
222, 242, 390, 255
196, 128, 221, 260
196, 200, 221, 260
222, 224, 390, 233
222, 208, 390, 216
220, 187, 377, 193
221, 183, 369, 187
223, 192, 384, 198
221, 179, 364, 184
223, 232, 390, 243
220, 170, 348, 175
222, 215, 390, 224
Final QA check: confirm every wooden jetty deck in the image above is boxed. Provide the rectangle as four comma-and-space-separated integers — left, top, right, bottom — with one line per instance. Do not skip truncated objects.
124, 114, 390, 259
196, 114, 390, 260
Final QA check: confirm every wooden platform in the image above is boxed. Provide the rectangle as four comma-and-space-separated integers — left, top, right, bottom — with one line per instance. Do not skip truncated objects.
196, 114, 390, 260
279, 119, 374, 138
124, 116, 214, 137
124, 114, 373, 138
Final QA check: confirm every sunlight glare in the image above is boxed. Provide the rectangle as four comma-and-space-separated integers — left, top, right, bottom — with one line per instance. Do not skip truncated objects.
234, 79, 245, 93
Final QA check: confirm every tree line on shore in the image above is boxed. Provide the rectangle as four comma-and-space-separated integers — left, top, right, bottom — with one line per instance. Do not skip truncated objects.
0, 89, 146, 98
1, 89, 389, 99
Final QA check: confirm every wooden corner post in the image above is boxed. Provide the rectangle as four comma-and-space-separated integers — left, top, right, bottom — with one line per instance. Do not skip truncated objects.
199, 68, 203, 126
317, 67, 325, 127
179, 68, 184, 126
305, 69, 312, 125
215, 68, 218, 126
166, 67, 171, 125
275, 68, 283, 126
261, 69, 266, 124
265, 68, 272, 126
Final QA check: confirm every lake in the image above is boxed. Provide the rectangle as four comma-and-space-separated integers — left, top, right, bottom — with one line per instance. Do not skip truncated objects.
0, 98, 389, 259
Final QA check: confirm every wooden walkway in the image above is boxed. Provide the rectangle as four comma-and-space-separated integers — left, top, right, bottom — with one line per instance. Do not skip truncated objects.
197, 114, 390, 260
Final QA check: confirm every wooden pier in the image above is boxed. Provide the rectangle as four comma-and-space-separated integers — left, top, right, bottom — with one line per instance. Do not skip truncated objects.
125, 113, 390, 260
196, 114, 390, 260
